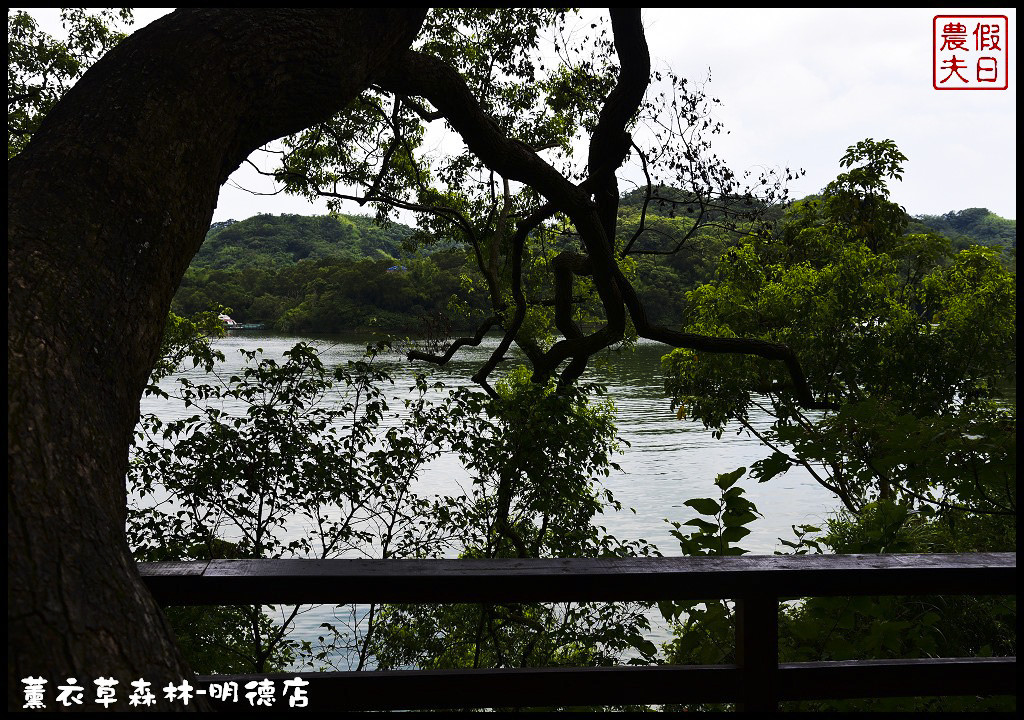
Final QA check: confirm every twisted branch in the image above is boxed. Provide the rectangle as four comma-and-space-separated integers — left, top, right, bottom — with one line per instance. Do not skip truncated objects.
378, 9, 828, 408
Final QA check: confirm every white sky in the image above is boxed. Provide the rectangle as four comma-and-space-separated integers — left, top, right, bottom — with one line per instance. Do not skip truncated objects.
645, 8, 1017, 220
23, 8, 1017, 221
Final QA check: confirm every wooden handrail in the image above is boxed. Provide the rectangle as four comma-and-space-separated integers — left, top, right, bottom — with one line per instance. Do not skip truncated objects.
138, 553, 1016, 711
140, 552, 1015, 605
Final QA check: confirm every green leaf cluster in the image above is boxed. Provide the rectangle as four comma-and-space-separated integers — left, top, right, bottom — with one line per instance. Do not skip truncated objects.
663, 139, 1016, 516
658, 140, 1015, 711
7, 8, 134, 157
657, 468, 756, 711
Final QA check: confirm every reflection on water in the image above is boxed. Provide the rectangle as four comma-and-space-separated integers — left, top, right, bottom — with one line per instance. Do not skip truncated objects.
139, 332, 841, 662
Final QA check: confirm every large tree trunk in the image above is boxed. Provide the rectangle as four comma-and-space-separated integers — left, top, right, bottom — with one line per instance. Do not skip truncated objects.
7, 9, 425, 710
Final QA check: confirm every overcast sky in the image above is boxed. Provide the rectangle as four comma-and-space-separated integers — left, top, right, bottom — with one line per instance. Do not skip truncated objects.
645, 8, 1016, 220
25, 8, 1017, 221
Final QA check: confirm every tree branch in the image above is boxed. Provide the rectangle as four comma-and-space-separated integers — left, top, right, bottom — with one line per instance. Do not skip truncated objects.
406, 316, 502, 366
380, 11, 828, 409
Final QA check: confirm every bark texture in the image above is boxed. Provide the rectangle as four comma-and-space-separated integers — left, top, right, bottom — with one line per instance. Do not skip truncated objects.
7, 8, 424, 710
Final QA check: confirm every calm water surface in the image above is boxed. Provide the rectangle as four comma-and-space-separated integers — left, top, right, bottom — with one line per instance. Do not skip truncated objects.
139, 332, 841, 662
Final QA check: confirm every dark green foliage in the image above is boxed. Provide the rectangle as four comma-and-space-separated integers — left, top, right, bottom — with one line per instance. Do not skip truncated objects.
362, 369, 659, 711
659, 478, 1015, 712
147, 310, 226, 391
618, 186, 794, 329
174, 193, 1013, 336
655, 469, 753, 711
616, 196, 736, 326
663, 140, 1016, 514
775, 500, 1016, 712
912, 210, 1016, 277
172, 214, 491, 332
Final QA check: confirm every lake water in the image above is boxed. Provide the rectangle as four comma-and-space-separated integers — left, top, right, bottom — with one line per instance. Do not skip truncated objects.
138, 332, 841, 665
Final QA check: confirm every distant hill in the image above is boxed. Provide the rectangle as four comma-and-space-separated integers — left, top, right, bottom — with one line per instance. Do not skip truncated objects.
910, 208, 1016, 251
191, 213, 417, 271
173, 202, 1013, 334
173, 213, 484, 333
620, 188, 1015, 252
196, 205, 1013, 276
615, 191, 1015, 326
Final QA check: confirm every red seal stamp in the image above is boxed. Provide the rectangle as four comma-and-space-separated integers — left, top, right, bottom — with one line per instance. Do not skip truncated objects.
934, 15, 1009, 90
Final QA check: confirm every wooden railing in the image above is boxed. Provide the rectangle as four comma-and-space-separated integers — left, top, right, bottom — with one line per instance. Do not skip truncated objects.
139, 553, 1016, 711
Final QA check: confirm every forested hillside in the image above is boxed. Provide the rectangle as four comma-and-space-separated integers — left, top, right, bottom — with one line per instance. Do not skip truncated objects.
195, 213, 413, 270
624, 197, 1015, 327
911, 207, 1016, 255
172, 203, 1014, 334
173, 213, 491, 333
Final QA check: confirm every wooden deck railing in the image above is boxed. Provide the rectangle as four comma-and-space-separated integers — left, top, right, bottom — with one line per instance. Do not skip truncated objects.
139, 552, 1016, 711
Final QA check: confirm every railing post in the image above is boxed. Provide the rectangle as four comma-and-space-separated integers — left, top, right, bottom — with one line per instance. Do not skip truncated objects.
735, 594, 779, 712
139, 553, 1016, 709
